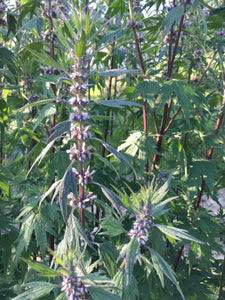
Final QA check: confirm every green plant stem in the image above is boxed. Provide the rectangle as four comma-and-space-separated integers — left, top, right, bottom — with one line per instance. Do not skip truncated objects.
102, 40, 115, 158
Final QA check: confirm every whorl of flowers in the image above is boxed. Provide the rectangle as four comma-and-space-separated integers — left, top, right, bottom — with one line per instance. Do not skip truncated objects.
61, 267, 88, 300
128, 205, 152, 246
192, 48, 202, 70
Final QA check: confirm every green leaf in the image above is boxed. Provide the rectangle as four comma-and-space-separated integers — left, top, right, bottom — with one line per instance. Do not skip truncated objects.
88, 286, 121, 300
93, 182, 127, 218
15, 98, 57, 113
93, 138, 137, 178
22, 259, 60, 277
100, 216, 125, 237
98, 69, 139, 77
188, 160, 217, 190
55, 292, 67, 300
107, 0, 126, 18
161, 6, 184, 40
93, 152, 119, 175
48, 121, 71, 141
175, 81, 191, 126
47, 247, 64, 267
53, 21, 72, 50
154, 224, 204, 244
39, 180, 61, 207
149, 248, 185, 300
0, 164, 11, 196
119, 239, 139, 288
151, 174, 173, 205
27, 139, 55, 177
34, 213, 48, 257
74, 30, 87, 58
15, 213, 36, 262
12, 282, 56, 300
157, 81, 175, 111
140, 255, 154, 275
33, 103, 56, 132
135, 80, 160, 99
59, 164, 77, 223
25, 47, 64, 70
98, 243, 119, 278
72, 215, 95, 250
151, 196, 177, 218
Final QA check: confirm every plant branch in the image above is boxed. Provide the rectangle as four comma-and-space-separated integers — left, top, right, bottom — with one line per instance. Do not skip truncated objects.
167, 7, 186, 79
195, 51, 217, 88
164, 106, 181, 134
153, 111, 159, 134
173, 245, 184, 272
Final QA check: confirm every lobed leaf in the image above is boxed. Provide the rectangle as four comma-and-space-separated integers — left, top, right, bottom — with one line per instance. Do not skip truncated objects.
12, 282, 56, 300
149, 248, 185, 300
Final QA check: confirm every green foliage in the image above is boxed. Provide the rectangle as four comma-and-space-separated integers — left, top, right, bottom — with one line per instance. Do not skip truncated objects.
1, 0, 225, 299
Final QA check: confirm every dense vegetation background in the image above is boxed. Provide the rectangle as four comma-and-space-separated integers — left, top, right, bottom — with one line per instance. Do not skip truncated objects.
1, 0, 225, 299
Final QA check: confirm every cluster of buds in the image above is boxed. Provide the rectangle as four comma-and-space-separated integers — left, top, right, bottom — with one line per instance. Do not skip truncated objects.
24, 75, 40, 103
192, 48, 202, 70
61, 267, 88, 300
164, 31, 177, 44
28, 94, 39, 102
215, 30, 225, 37
156, 172, 166, 184
128, 206, 152, 246
203, 7, 210, 16
183, 0, 195, 4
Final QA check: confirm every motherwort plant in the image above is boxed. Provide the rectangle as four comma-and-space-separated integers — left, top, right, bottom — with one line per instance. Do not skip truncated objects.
67, 48, 96, 228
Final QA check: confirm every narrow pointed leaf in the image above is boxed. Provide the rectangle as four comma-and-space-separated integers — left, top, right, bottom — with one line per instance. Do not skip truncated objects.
22, 259, 60, 277
93, 182, 126, 218
59, 164, 77, 223
27, 139, 55, 177
154, 224, 204, 244
92, 138, 137, 178
98, 69, 139, 77
95, 99, 142, 108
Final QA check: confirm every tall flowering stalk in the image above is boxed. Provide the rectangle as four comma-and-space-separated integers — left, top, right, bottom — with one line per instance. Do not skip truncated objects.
66, 49, 96, 228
